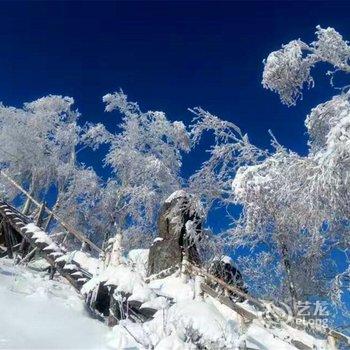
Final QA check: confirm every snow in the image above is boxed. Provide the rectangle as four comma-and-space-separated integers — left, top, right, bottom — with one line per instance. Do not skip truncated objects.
63, 263, 78, 271
154, 335, 193, 350
166, 300, 236, 342
107, 320, 150, 349
23, 223, 59, 251
213, 255, 234, 265
106, 323, 140, 349
23, 222, 44, 235
165, 190, 187, 203
129, 285, 156, 304
0, 258, 110, 349
69, 251, 99, 273
81, 263, 153, 302
243, 322, 297, 350
140, 296, 168, 311
57, 250, 101, 276
43, 243, 60, 251
144, 273, 328, 349
143, 298, 239, 348
127, 249, 149, 278
149, 274, 195, 302
27, 258, 51, 271
0, 256, 330, 350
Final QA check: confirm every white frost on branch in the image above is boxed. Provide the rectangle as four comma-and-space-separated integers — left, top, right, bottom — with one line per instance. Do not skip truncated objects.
234, 26, 350, 310
102, 90, 191, 248
262, 40, 314, 106
262, 26, 350, 106
189, 107, 267, 212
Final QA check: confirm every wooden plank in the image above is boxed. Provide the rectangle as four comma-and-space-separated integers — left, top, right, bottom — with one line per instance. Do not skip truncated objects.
0, 206, 83, 291
328, 329, 350, 346
290, 340, 313, 350
43, 211, 54, 231
19, 247, 37, 264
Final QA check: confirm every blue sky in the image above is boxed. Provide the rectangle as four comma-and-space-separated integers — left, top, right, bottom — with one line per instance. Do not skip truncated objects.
1, 1, 350, 231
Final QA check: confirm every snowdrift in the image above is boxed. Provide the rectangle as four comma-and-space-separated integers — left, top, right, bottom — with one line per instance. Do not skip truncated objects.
0, 250, 332, 349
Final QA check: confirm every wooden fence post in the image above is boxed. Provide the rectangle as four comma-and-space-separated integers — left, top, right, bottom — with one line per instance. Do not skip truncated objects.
194, 275, 204, 300
22, 197, 32, 216
36, 202, 46, 227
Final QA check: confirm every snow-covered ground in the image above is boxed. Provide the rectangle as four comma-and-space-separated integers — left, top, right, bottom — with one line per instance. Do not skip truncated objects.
0, 258, 110, 349
0, 256, 330, 349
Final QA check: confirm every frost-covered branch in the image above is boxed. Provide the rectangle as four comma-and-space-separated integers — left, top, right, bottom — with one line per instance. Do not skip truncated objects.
234, 26, 350, 310
102, 90, 191, 248
189, 107, 267, 212
263, 26, 350, 105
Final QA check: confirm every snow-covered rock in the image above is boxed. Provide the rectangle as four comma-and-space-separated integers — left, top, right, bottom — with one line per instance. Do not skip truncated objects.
165, 189, 187, 203
81, 263, 154, 304
149, 273, 195, 302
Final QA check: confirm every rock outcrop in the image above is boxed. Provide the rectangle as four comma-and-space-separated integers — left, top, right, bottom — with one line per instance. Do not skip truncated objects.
148, 190, 202, 276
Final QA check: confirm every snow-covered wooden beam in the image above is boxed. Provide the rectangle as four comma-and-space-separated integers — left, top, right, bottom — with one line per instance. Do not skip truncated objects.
0, 200, 89, 291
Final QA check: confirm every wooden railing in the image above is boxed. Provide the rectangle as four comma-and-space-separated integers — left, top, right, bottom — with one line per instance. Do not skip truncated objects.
0, 171, 102, 254
185, 261, 349, 350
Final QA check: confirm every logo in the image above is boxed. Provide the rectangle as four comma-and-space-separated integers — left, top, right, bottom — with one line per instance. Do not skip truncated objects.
259, 301, 293, 326
259, 300, 330, 330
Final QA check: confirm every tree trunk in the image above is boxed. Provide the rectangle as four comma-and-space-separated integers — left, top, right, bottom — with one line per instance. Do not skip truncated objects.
278, 238, 298, 316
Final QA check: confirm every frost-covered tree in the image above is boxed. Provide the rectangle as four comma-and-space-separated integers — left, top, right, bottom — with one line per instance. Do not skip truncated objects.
232, 148, 332, 311
0, 95, 81, 203
101, 90, 190, 248
0, 95, 110, 248
188, 107, 266, 214
185, 26, 350, 319
230, 26, 350, 315
262, 26, 350, 106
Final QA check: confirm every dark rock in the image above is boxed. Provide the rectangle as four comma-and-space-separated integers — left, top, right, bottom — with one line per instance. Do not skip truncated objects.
138, 306, 158, 319
148, 190, 203, 276
209, 258, 248, 302
147, 238, 182, 276
87, 283, 112, 318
